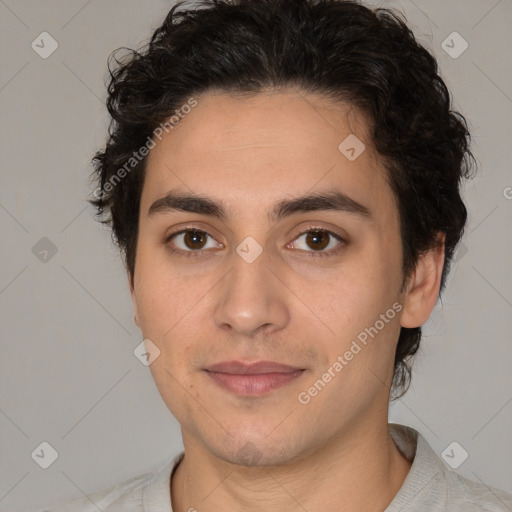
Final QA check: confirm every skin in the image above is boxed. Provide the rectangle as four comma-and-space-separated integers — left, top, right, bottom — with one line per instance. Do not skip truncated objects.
129, 89, 445, 512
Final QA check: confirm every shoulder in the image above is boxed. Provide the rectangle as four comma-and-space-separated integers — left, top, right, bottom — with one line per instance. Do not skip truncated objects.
33, 452, 183, 512
387, 424, 512, 512
444, 469, 512, 511
34, 470, 152, 512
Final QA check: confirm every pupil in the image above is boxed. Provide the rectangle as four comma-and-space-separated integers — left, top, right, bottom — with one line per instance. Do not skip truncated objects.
307, 231, 328, 251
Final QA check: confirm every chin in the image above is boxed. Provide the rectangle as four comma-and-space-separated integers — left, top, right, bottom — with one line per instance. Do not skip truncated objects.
203, 429, 309, 468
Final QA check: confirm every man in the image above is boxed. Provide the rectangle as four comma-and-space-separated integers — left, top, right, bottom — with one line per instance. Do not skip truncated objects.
41, 0, 512, 510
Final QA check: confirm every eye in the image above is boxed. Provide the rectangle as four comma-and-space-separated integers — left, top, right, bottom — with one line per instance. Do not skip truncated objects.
167, 229, 222, 255
288, 229, 344, 256
165, 227, 345, 258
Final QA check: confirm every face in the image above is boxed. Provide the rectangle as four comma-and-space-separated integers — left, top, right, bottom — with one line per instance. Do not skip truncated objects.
130, 89, 410, 466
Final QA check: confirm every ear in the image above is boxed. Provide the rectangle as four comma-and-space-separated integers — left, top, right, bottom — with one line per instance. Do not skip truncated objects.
400, 235, 445, 329
128, 271, 140, 328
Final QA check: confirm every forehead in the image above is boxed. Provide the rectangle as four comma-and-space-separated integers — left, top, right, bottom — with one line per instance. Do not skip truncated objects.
153, 89, 374, 161
141, 89, 394, 220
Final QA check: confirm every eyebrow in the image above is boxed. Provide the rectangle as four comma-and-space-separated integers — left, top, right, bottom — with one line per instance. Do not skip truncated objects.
147, 189, 372, 223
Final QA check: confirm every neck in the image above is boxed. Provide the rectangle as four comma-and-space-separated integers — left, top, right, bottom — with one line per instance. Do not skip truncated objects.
171, 420, 412, 512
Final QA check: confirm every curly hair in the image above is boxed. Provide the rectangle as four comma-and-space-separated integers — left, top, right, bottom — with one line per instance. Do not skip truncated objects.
89, 0, 475, 399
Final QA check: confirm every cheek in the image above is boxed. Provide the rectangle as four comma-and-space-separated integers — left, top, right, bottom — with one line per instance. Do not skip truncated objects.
147, 359, 200, 429
134, 247, 211, 369
134, 245, 199, 334
304, 262, 396, 334
298, 253, 403, 381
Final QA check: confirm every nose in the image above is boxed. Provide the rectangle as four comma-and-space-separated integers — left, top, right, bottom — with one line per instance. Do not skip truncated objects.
213, 251, 290, 338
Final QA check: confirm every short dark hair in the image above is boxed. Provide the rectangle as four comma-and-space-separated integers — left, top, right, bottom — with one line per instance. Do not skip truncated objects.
89, 0, 475, 399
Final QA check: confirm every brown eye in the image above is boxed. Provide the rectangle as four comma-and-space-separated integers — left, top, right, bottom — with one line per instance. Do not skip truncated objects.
183, 230, 208, 250
167, 229, 220, 254
290, 229, 344, 256
305, 231, 330, 251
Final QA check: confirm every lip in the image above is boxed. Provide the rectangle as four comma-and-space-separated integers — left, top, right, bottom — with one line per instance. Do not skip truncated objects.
204, 360, 305, 396
205, 360, 303, 374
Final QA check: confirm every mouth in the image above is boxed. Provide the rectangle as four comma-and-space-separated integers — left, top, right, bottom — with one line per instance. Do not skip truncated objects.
203, 360, 306, 396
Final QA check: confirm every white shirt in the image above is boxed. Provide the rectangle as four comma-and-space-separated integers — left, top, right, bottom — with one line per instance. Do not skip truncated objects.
37, 423, 512, 511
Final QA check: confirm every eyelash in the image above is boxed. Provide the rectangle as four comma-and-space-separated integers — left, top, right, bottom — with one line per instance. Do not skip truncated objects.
165, 226, 346, 259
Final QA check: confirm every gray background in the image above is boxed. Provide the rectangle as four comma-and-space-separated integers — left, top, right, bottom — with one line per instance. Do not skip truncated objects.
0, 0, 511, 510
